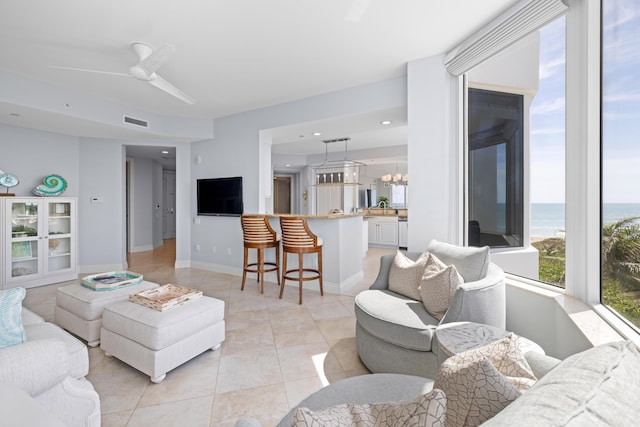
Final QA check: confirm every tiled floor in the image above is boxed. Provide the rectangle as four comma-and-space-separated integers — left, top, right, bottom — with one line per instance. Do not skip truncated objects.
22, 240, 395, 427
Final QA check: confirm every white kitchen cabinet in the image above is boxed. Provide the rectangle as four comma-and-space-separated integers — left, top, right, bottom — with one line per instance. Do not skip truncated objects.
2, 197, 77, 289
367, 216, 398, 247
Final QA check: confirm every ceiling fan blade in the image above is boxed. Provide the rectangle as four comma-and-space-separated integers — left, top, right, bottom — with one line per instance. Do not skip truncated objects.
137, 43, 175, 75
48, 65, 130, 77
148, 74, 195, 105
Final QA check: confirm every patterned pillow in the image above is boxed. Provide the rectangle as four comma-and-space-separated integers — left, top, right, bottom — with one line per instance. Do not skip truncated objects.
291, 389, 447, 427
466, 333, 537, 392
434, 356, 520, 427
0, 287, 27, 349
420, 253, 464, 320
388, 251, 429, 301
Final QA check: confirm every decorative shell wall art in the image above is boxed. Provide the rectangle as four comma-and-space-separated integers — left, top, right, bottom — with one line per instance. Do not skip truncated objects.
0, 170, 19, 196
33, 174, 67, 197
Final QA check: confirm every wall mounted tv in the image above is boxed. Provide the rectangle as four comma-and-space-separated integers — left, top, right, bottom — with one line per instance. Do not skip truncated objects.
197, 177, 243, 216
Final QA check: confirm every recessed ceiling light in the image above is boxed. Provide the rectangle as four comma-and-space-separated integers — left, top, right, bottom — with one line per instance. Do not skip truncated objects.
161, 150, 169, 154
286, 164, 291, 167
380, 120, 392, 125
312, 132, 321, 136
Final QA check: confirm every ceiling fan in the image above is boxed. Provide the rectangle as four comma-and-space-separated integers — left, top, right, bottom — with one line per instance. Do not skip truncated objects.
49, 42, 195, 104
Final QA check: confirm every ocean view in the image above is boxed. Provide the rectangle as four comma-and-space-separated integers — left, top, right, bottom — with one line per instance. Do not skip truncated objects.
531, 203, 640, 237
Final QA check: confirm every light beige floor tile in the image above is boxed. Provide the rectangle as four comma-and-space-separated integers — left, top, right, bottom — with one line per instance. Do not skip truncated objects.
221, 322, 275, 356
216, 348, 283, 393
127, 395, 213, 427
225, 308, 270, 331
88, 355, 150, 413
100, 409, 133, 427
316, 316, 357, 342
137, 349, 220, 407
273, 326, 327, 349
329, 337, 368, 372
277, 342, 342, 383
211, 383, 290, 427
305, 299, 353, 320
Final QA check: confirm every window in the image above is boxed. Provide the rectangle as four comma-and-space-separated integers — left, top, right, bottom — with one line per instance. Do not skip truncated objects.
391, 184, 406, 207
467, 88, 524, 248
601, 0, 640, 329
465, 17, 566, 286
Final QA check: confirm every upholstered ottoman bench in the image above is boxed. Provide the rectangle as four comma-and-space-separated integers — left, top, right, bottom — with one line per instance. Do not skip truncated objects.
54, 280, 159, 347
100, 296, 225, 383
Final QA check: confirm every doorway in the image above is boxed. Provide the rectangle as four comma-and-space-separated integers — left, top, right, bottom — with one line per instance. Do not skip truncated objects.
274, 176, 291, 214
163, 170, 176, 239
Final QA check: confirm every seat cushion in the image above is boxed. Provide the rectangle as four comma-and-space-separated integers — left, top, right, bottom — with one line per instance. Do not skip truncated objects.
56, 281, 159, 321
102, 296, 225, 350
355, 289, 438, 352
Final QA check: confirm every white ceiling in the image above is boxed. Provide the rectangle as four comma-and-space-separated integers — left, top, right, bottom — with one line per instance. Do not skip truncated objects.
0, 0, 518, 160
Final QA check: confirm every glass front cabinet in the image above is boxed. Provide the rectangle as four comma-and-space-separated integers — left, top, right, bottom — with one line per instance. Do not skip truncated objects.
2, 197, 77, 288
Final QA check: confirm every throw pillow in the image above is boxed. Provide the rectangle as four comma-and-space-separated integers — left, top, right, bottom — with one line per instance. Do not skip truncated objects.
470, 333, 537, 392
291, 388, 447, 427
420, 253, 464, 320
0, 287, 27, 349
434, 356, 520, 427
426, 239, 490, 282
388, 251, 429, 301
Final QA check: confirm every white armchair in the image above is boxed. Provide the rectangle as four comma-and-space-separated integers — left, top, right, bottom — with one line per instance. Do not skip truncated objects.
0, 309, 100, 427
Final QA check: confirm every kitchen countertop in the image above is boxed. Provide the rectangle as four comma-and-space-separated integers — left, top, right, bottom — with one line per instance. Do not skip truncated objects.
266, 213, 363, 219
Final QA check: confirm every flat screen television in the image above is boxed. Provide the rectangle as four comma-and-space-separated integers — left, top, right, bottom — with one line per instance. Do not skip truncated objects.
197, 177, 243, 216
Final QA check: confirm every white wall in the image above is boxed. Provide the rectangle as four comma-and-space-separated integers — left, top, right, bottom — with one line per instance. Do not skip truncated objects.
407, 55, 461, 249
78, 138, 126, 271
128, 157, 154, 252
190, 77, 407, 270
0, 125, 80, 196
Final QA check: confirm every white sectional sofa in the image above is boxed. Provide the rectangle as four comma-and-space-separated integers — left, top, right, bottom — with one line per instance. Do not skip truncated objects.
0, 307, 100, 427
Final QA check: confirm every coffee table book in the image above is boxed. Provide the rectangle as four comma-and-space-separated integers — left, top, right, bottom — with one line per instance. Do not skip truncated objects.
129, 284, 203, 311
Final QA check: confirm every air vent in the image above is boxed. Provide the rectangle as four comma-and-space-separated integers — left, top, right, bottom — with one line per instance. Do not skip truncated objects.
123, 115, 149, 128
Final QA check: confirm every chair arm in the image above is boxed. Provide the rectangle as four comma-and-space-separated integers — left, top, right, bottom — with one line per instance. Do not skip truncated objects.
440, 263, 506, 329
0, 339, 69, 396
525, 351, 561, 379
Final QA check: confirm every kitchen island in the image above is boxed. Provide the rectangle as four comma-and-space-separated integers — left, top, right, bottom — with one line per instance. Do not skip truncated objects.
267, 213, 364, 294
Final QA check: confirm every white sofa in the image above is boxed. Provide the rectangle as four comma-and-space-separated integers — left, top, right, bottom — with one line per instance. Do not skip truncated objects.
236, 340, 640, 426
0, 307, 100, 427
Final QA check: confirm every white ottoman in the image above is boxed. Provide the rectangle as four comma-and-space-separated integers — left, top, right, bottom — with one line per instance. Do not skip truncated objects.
54, 281, 159, 347
100, 296, 225, 383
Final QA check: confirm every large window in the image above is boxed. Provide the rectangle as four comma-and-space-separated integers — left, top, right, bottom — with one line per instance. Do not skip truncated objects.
465, 16, 567, 289
601, 0, 640, 329
468, 88, 524, 248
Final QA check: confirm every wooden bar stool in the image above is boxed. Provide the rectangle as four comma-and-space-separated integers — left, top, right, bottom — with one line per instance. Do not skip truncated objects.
279, 216, 323, 304
241, 214, 280, 293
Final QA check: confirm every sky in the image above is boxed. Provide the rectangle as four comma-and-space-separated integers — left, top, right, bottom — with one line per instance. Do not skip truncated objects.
529, 0, 640, 204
